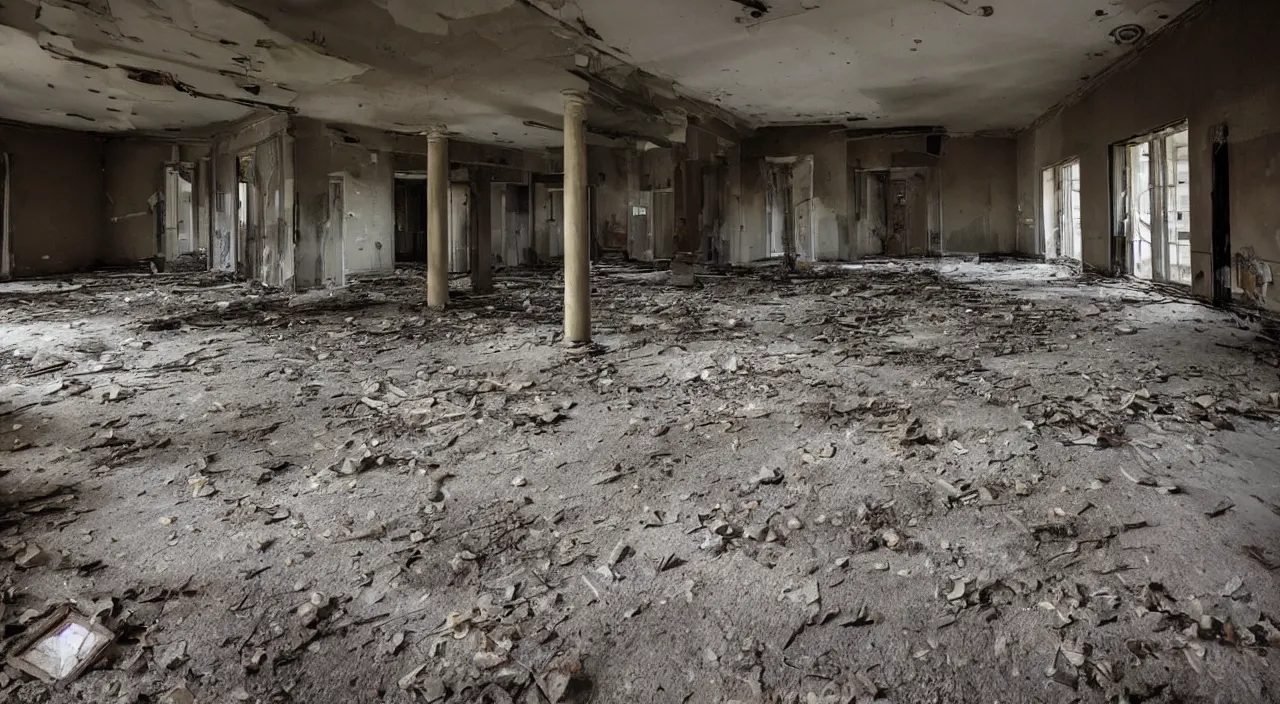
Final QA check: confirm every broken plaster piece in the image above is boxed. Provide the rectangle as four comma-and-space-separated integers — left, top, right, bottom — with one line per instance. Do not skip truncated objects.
6, 607, 113, 683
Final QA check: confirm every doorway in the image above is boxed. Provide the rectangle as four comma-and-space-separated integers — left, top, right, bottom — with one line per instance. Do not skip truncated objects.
855, 166, 937, 256
765, 156, 814, 262
629, 194, 651, 261
1112, 123, 1191, 284
1042, 160, 1082, 261
888, 170, 929, 256
327, 175, 345, 284
448, 183, 470, 273
235, 152, 259, 279
164, 164, 196, 257
393, 175, 427, 263
1210, 124, 1231, 304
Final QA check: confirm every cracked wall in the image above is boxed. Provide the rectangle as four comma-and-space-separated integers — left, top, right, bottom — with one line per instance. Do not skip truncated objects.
335, 144, 395, 277
211, 113, 294, 287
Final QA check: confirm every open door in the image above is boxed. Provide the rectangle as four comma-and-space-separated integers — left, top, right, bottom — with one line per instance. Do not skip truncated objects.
765, 160, 794, 261
1114, 123, 1191, 284
236, 152, 259, 279
1042, 160, 1081, 262
393, 176, 427, 263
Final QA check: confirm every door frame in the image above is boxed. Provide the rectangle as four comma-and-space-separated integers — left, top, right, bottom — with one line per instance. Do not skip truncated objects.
1110, 120, 1191, 284
1210, 123, 1231, 304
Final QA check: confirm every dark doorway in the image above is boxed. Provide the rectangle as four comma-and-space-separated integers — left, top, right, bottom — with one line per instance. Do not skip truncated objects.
0, 153, 8, 279
1210, 123, 1231, 305
236, 152, 259, 280
888, 169, 930, 256
765, 159, 796, 263
394, 177, 427, 263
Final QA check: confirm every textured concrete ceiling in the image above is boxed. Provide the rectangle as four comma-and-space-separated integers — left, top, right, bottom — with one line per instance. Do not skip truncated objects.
0, 0, 1199, 145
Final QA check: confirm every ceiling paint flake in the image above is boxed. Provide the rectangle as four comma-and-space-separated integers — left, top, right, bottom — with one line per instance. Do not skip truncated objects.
0, 0, 1201, 146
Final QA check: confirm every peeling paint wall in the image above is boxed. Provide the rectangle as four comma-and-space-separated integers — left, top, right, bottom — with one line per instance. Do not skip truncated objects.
293, 121, 394, 283
293, 117, 334, 288
1017, 0, 1280, 310
211, 114, 295, 288
0, 124, 104, 276
333, 143, 394, 277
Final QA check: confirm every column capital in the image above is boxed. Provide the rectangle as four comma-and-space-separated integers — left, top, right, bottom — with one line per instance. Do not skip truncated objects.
425, 124, 449, 141
562, 89, 589, 108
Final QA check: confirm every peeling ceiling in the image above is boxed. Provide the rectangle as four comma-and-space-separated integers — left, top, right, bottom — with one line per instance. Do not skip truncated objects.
0, 0, 1200, 145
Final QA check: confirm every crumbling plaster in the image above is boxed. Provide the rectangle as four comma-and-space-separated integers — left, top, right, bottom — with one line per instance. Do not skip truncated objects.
0, 0, 1198, 149
0, 0, 681, 148
211, 113, 293, 287
1017, 0, 1280, 310
335, 144, 395, 277
739, 127, 848, 263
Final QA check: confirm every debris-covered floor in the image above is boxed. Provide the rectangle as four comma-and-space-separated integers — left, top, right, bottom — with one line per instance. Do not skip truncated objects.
2, 260, 1278, 704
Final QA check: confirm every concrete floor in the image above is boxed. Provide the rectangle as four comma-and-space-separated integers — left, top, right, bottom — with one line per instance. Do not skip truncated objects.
1, 261, 1278, 703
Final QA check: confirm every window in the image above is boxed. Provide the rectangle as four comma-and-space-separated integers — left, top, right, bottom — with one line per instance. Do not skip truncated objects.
1042, 159, 1082, 262
1112, 123, 1191, 285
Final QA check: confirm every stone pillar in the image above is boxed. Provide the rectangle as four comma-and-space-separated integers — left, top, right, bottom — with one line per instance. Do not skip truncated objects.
471, 169, 493, 293
427, 126, 449, 310
562, 91, 590, 343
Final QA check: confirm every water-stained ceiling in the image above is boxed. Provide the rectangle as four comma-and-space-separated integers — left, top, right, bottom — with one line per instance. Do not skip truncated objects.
0, 0, 1200, 145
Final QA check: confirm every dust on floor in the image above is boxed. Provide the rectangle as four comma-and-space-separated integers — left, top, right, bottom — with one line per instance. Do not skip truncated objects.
1, 260, 1278, 704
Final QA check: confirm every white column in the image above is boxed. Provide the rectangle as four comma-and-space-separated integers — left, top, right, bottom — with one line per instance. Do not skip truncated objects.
562, 91, 590, 343
427, 126, 449, 310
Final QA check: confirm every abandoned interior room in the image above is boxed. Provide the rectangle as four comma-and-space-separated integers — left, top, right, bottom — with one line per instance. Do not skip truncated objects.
1, 0, 1278, 702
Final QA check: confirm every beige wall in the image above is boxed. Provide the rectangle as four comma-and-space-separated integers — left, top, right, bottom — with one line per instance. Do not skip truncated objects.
104, 139, 168, 264
940, 138, 1018, 254
1017, 0, 1280, 309
848, 135, 1017, 257
0, 124, 104, 277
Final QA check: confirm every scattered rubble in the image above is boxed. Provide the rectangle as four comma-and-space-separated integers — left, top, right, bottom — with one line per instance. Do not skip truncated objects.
0, 261, 1277, 701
